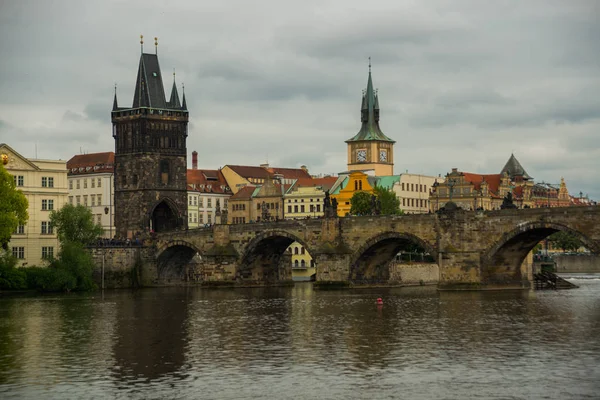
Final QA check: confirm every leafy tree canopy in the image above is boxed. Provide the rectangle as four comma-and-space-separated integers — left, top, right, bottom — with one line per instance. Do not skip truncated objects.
350, 191, 372, 216
374, 185, 403, 215
0, 164, 28, 249
50, 204, 103, 246
548, 231, 584, 253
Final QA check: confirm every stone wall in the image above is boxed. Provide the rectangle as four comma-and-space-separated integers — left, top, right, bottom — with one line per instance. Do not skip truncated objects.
389, 263, 439, 285
554, 254, 600, 273
89, 247, 147, 289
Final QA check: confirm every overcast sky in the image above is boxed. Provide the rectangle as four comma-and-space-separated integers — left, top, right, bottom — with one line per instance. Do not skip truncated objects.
1, 0, 599, 199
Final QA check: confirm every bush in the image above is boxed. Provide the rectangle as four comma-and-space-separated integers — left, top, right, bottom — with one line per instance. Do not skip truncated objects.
0, 251, 27, 290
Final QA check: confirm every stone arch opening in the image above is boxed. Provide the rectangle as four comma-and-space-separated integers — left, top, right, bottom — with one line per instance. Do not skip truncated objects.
151, 199, 180, 233
350, 232, 436, 284
482, 221, 597, 285
156, 240, 202, 283
239, 231, 314, 284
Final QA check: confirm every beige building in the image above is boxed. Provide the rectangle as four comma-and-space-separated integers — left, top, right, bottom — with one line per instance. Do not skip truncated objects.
1, 143, 68, 267
187, 165, 231, 228
392, 174, 444, 214
284, 177, 337, 220
67, 152, 115, 238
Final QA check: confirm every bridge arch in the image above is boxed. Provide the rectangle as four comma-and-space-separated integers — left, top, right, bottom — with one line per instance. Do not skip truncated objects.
482, 220, 598, 284
239, 229, 314, 284
349, 231, 436, 284
156, 240, 202, 283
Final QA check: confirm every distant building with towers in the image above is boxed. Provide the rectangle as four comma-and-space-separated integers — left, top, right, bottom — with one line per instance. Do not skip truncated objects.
111, 36, 189, 238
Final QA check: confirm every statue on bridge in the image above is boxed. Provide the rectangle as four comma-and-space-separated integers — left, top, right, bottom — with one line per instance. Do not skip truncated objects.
500, 192, 518, 210
323, 191, 337, 218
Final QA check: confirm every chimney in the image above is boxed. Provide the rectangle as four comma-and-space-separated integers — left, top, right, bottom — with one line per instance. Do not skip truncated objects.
192, 151, 198, 170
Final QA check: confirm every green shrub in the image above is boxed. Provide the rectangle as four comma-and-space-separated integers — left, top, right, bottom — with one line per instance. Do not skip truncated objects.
0, 251, 27, 290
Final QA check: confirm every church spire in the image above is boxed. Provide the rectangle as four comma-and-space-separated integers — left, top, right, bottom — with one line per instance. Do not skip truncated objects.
181, 83, 187, 110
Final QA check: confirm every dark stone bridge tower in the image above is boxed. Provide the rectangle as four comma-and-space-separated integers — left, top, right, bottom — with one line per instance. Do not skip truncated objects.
111, 37, 189, 238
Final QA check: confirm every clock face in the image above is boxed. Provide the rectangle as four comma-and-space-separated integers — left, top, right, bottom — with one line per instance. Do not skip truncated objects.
357, 149, 367, 162
379, 150, 387, 162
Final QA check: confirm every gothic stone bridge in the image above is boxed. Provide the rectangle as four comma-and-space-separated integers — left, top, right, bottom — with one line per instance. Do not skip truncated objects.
142, 206, 600, 290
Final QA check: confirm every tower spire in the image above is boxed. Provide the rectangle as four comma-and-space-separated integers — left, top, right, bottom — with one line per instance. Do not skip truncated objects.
366, 58, 375, 126
182, 83, 187, 110
168, 69, 181, 108
140, 34, 144, 53
113, 83, 118, 111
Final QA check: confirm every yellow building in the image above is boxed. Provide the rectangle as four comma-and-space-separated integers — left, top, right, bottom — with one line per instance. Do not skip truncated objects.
1, 143, 68, 267
346, 64, 395, 177
331, 171, 375, 216
284, 177, 337, 220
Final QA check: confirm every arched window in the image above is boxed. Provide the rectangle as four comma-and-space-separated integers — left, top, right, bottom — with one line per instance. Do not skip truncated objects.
294, 247, 299, 255
294, 260, 299, 268
300, 260, 306, 268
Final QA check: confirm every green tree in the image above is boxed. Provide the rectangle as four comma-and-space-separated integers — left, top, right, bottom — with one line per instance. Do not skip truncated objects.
548, 231, 583, 253
350, 191, 372, 215
374, 185, 403, 215
50, 204, 103, 246
0, 164, 28, 249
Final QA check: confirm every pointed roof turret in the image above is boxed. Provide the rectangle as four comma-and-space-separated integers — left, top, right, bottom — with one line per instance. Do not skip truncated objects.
182, 84, 187, 110
346, 60, 394, 143
500, 153, 532, 180
168, 71, 181, 108
112, 85, 119, 111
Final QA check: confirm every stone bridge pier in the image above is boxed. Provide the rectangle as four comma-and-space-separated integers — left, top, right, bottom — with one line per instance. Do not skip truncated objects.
128, 206, 600, 290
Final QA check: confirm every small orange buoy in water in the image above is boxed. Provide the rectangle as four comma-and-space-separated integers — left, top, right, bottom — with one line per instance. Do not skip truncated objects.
376, 298, 383, 305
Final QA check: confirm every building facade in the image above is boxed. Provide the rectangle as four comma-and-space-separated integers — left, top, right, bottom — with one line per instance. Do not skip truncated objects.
111, 40, 189, 238
331, 171, 376, 216
187, 157, 231, 228
346, 64, 395, 176
67, 152, 115, 238
1, 144, 68, 267
392, 174, 443, 214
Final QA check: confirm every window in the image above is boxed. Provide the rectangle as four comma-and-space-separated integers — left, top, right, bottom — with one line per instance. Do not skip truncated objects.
91, 195, 95, 206
224, 200, 228, 210
12, 247, 25, 259
97, 194, 102, 205
42, 199, 48, 210
97, 178, 101, 188
193, 213, 197, 223
83, 179, 87, 189
189, 214, 193, 223
76, 195, 81, 205
83, 195, 88, 206
97, 214, 102, 224
199, 197, 203, 208
14, 175, 24, 186
301, 205, 305, 213
77, 179, 80, 189
207, 214, 212, 224
294, 260, 299, 268
42, 177, 48, 187
301, 247, 305, 255
316, 205, 320, 212
288, 205, 292, 213
294, 247, 299, 255
14, 225, 25, 235
193, 197, 197, 206
41, 221, 53, 234
207, 199, 212, 208
301, 260, 306, 268
294, 205, 298, 213
69, 180, 73, 190
199, 214, 204, 224
42, 246, 54, 259
91, 179, 95, 188
160, 160, 169, 185
189, 196, 192, 205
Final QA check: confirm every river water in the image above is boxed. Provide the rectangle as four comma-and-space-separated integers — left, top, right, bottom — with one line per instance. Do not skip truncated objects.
0, 275, 599, 400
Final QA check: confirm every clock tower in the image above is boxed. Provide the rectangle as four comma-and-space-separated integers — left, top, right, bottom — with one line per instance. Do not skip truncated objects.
346, 62, 395, 176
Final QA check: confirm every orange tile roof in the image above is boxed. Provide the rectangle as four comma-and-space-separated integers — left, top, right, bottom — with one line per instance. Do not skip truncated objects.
292, 176, 338, 191
226, 165, 312, 180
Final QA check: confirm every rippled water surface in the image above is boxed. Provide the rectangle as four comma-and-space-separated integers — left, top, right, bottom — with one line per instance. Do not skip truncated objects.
1, 276, 599, 399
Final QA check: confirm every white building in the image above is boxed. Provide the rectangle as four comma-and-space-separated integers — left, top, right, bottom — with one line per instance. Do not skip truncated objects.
187, 168, 231, 228
392, 173, 443, 214
1, 143, 68, 267
66, 152, 115, 238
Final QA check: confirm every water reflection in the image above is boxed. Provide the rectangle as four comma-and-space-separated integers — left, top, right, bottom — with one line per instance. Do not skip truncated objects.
112, 289, 191, 383
0, 279, 599, 399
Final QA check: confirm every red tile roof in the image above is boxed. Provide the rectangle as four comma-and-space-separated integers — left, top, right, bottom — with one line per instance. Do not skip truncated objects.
292, 176, 338, 192
67, 152, 114, 175
462, 173, 502, 193
226, 165, 312, 180
187, 169, 231, 194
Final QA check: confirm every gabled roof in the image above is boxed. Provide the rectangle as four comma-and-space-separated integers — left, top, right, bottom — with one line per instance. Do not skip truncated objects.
291, 176, 338, 192
500, 154, 532, 180
346, 65, 395, 144
229, 186, 256, 201
0, 143, 41, 171
225, 165, 312, 181
67, 152, 114, 175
